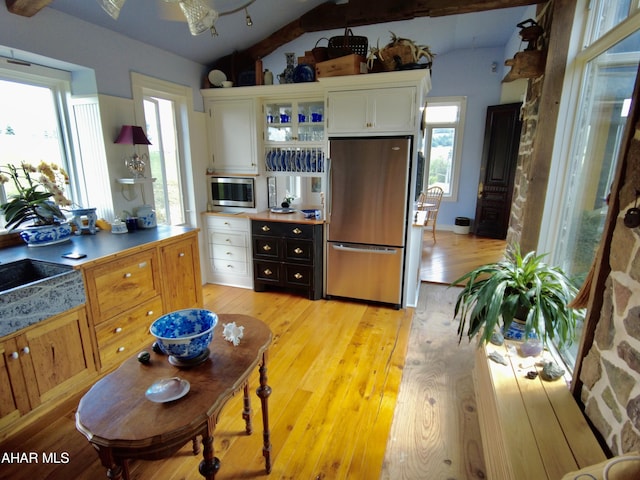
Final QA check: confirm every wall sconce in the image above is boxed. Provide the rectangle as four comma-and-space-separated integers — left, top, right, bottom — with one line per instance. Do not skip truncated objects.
115, 125, 151, 178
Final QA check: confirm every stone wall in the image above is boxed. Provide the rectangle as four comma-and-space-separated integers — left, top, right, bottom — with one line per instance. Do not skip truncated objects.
579, 121, 640, 455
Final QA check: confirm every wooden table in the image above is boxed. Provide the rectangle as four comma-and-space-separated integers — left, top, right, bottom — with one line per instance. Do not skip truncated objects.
76, 314, 273, 480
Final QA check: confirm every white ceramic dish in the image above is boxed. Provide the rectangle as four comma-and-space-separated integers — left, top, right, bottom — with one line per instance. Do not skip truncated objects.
208, 69, 227, 87
145, 377, 190, 403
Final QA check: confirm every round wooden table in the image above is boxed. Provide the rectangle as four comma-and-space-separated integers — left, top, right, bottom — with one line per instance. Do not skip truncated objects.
76, 314, 273, 480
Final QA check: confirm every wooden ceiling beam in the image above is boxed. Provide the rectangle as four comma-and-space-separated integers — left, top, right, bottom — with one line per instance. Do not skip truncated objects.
5, 0, 52, 17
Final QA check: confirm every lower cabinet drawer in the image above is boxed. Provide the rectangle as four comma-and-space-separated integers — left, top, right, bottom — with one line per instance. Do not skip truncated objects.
284, 264, 313, 287
212, 258, 249, 275
254, 260, 282, 283
211, 244, 247, 263
210, 230, 247, 248
95, 296, 162, 369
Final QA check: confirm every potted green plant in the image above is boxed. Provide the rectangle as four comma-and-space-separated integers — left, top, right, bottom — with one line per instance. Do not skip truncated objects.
0, 161, 73, 245
453, 244, 580, 347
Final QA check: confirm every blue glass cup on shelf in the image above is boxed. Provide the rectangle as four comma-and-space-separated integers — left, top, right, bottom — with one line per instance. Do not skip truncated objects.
311, 112, 323, 122
266, 115, 273, 123
280, 114, 290, 123
298, 114, 306, 122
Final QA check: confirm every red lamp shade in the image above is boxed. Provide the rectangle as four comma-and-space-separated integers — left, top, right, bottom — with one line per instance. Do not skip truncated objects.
114, 125, 151, 145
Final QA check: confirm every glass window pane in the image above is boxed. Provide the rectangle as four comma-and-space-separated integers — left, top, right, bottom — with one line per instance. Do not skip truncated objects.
427, 127, 455, 195
588, 0, 632, 44
425, 105, 458, 124
0, 80, 69, 210
553, 29, 640, 367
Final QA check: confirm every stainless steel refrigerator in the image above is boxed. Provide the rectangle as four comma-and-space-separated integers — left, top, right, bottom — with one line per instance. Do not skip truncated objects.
326, 136, 411, 307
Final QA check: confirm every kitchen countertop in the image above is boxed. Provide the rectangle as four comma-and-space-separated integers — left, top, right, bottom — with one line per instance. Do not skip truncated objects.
0, 225, 199, 268
246, 210, 325, 225
203, 210, 325, 225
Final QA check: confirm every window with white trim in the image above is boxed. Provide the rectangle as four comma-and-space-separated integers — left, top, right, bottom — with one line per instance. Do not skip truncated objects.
0, 62, 76, 227
422, 97, 466, 201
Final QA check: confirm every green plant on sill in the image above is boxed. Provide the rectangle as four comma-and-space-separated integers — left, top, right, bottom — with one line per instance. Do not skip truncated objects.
0, 162, 72, 230
452, 244, 581, 348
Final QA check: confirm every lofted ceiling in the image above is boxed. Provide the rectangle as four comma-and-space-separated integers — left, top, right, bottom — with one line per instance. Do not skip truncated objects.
5, 0, 545, 65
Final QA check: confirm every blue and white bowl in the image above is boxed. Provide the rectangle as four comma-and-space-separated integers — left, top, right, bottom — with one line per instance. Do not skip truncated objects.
150, 309, 217, 360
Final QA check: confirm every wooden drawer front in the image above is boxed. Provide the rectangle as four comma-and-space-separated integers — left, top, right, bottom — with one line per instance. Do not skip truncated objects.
210, 230, 247, 247
207, 216, 247, 231
253, 237, 280, 259
251, 221, 313, 239
88, 250, 160, 323
284, 239, 313, 263
212, 258, 249, 275
96, 297, 162, 369
282, 223, 313, 239
254, 260, 281, 284
284, 264, 313, 287
211, 244, 247, 262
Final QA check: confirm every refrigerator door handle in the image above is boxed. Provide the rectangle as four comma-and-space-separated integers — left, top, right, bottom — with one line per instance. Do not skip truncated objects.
326, 156, 332, 224
332, 244, 398, 255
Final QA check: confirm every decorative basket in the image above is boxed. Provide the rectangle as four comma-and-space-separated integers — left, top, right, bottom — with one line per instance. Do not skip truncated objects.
328, 28, 368, 59
312, 37, 329, 63
378, 45, 415, 71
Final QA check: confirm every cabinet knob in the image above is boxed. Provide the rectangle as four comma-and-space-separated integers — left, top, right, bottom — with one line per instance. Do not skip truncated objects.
262, 244, 272, 252
227, 264, 233, 269
147, 310, 154, 316
115, 327, 123, 333
117, 347, 125, 353
226, 251, 233, 255
292, 228, 302, 235
294, 247, 303, 254
263, 268, 273, 276
124, 272, 132, 278
10, 351, 18, 360
224, 221, 230, 225
294, 273, 303, 280
261, 225, 271, 232
225, 238, 232, 242
178, 252, 185, 257
22, 346, 30, 355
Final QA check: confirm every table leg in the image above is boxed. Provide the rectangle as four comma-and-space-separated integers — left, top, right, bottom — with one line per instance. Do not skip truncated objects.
242, 383, 253, 435
199, 425, 221, 480
96, 447, 126, 480
256, 352, 272, 474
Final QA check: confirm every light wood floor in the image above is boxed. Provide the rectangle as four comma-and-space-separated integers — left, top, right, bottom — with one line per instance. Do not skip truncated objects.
420, 230, 506, 285
0, 286, 413, 480
0, 231, 505, 480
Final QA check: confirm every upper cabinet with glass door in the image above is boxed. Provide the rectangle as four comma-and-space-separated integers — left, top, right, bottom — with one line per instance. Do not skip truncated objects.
263, 99, 325, 175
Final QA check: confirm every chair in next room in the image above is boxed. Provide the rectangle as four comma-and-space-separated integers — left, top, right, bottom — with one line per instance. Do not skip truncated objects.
418, 186, 444, 242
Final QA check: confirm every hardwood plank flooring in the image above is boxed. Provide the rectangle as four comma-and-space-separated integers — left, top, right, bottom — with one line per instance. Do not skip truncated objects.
420, 231, 506, 285
0, 231, 505, 480
0, 287, 412, 480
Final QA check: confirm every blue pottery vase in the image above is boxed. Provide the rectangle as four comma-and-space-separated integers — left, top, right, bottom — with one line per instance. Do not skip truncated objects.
19, 222, 72, 247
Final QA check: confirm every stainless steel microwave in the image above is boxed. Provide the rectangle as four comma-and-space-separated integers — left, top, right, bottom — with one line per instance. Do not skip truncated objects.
209, 176, 255, 208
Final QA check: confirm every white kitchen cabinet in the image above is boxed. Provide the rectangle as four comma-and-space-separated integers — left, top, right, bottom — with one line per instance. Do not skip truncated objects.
205, 98, 258, 174
326, 87, 417, 134
205, 213, 253, 288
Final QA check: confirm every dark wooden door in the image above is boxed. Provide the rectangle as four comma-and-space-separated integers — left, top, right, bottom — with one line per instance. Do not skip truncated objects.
474, 103, 522, 239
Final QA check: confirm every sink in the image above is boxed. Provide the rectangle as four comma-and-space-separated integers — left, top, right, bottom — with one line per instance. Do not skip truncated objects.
0, 259, 72, 293
0, 259, 86, 335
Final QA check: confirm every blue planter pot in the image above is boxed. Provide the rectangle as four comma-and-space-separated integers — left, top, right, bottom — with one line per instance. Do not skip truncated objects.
19, 222, 72, 247
503, 318, 537, 341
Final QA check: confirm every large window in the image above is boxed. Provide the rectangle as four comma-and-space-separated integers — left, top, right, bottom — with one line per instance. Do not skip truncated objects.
541, 1, 640, 368
0, 64, 74, 224
132, 73, 194, 227
422, 97, 466, 200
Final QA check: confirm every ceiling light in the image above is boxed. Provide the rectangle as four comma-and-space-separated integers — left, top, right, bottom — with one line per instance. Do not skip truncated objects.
98, 0, 258, 37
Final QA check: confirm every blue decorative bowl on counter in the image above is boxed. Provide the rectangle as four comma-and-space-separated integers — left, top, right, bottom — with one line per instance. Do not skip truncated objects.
150, 309, 217, 365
